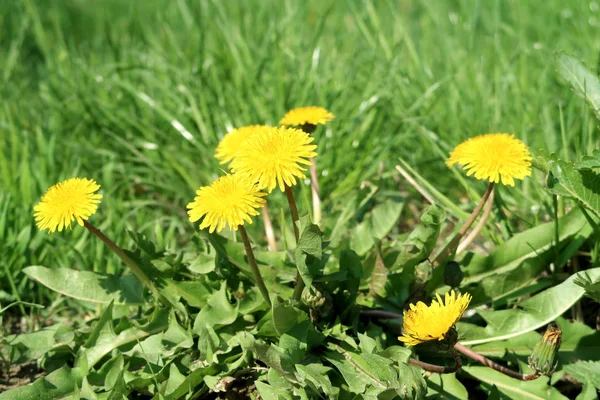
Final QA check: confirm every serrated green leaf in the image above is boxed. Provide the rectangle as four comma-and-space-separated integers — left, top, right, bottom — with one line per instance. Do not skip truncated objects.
426, 373, 467, 399
458, 268, 600, 345
295, 215, 324, 288
1, 324, 73, 364
574, 272, 600, 304
23, 266, 146, 305
392, 204, 445, 272
564, 361, 600, 389
76, 304, 169, 373
463, 366, 567, 400
547, 159, 600, 218
0, 365, 80, 400
351, 197, 404, 255
193, 281, 239, 332
461, 209, 589, 283
470, 318, 600, 365
556, 53, 600, 120
576, 382, 599, 400
187, 252, 216, 274
296, 364, 337, 397
272, 298, 308, 336
255, 381, 293, 400
575, 149, 600, 170
396, 363, 426, 400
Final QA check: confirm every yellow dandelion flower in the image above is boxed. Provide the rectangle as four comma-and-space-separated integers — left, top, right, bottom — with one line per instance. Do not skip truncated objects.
279, 106, 334, 127
215, 125, 269, 165
399, 290, 472, 347
230, 126, 317, 193
187, 174, 267, 233
446, 133, 532, 186
34, 178, 103, 233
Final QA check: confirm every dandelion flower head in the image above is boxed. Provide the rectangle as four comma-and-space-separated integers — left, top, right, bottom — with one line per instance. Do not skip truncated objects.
215, 125, 269, 165
399, 290, 472, 347
230, 126, 317, 193
279, 106, 334, 127
34, 178, 102, 233
187, 174, 267, 233
446, 133, 532, 186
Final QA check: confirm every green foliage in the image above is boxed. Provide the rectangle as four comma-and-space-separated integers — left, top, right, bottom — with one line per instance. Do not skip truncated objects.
4, 1, 600, 399
564, 361, 600, 390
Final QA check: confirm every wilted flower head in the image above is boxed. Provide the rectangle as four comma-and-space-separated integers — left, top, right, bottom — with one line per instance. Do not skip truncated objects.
215, 125, 269, 165
528, 325, 562, 375
230, 126, 317, 192
399, 290, 472, 347
279, 106, 334, 127
34, 178, 102, 233
187, 174, 266, 233
446, 133, 532, 186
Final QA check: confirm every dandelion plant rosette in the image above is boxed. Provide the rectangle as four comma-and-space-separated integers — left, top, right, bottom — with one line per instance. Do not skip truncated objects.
34, 177, 103, 233
400, 290, 472, 348
446, 133, 532, 186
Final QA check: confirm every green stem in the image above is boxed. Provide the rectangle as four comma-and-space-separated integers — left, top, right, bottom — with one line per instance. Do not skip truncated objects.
431, 182, 494, 269
285, 184, 305, 301
454, 343, 540, 381
83, 220, 165, 305
409, 350, 462, 374
239, 225, 272, 308
309, 159, 322, 226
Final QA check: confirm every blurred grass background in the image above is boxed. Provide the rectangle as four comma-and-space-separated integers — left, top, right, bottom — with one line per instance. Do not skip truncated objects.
1, 0, 600, 314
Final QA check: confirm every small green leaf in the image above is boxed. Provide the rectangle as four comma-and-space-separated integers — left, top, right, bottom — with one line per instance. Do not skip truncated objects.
575, 149, 600, 170
458, 268, 600, 345
255, 381, 293, 400
556, 53, 600, 121
23, 266, 146, 305
187, 252, 216, 274
462, 209, 589, 283
396, 362, 427, 400
564, 361, 600, 389
463, 366, 567, 400
426, 373, 467, 399
295, 215, 324, 288
193, 281, 239, 332
547, 159, 600, 218
392, 204, 445, 272
271, 298, 308, 336
0, 366, 79, 400
574, 272, 600, 304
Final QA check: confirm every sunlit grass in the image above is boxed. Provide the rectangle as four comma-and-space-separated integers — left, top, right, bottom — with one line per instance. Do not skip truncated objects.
1, 0, 600, 311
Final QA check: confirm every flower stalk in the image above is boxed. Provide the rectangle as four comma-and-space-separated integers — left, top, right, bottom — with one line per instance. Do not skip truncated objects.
238, 225, 272, 308
284, 184, 305, 301
454, 343, 541, 381
456, 186, 495, 255
83, 220, 166, 306
431, 182, 494, 269
261, 207, 278, 252
409, 350, 462, 374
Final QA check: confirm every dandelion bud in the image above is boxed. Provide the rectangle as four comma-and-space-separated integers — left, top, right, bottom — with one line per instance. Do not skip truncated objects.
302, 284, 333, 323
528, 325, 562, 375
